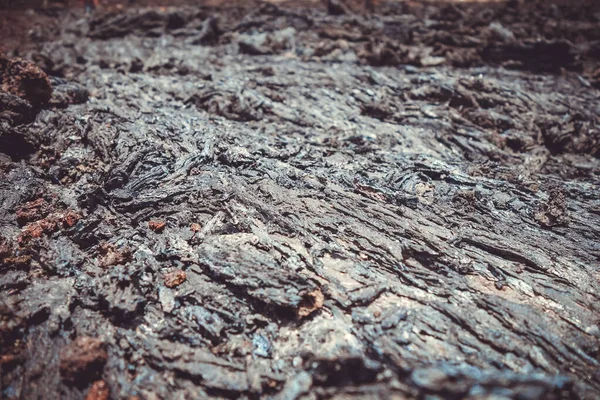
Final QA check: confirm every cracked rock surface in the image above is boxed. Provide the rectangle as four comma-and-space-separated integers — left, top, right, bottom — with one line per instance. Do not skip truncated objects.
1, 1, 599, 399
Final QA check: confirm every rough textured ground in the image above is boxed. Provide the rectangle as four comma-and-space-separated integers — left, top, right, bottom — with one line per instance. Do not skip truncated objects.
1, 1, 600, 399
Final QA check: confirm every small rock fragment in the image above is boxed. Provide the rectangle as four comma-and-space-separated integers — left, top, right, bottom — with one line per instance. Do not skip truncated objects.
99, 243, 132, 267
252, 334, 272, 358
85, 380, 109, 400
534, 188, 569, 228
164, 270, 186, 288
148, 220, 166, 233
158, 286, 176, 313
63, 210, 80, 228
488, 21, 515, 42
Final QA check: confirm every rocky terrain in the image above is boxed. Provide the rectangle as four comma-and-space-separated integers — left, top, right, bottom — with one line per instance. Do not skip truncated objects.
1, 1, 599, 399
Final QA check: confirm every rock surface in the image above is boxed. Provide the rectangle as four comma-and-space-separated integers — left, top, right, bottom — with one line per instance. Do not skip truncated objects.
1, 1, 599, 399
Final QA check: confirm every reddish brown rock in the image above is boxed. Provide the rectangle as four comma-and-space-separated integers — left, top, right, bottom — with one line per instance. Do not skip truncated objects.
0, 52, 52, 107
62, 210, 80, 228
17, 223, 47, 244
148, 220, 166, 233
16, 198, 50, 226
190, 223, 202, 232
16, 208, 80, 244
85, 380, 109, 400
164, 270, 186, 288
